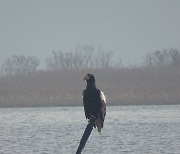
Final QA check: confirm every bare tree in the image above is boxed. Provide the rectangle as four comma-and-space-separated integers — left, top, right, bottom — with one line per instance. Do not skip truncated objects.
169, 48, 180, 70
46, 44, 114, 71
73, 44, 94, 69
144, 48, 180, 71
145, 50, 169, 67
91, 47, 114, 69
46, 50, 73, 71
1, 55, 40, 76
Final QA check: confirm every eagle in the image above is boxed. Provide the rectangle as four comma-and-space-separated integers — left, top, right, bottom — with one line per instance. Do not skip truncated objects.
83, 73, 106, 133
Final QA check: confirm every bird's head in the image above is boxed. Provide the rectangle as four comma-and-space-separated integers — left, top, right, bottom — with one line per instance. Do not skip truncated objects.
84, 73, 96, 86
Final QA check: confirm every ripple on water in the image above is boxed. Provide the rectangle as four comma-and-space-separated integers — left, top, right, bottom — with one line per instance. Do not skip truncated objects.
0, 105, 180, 154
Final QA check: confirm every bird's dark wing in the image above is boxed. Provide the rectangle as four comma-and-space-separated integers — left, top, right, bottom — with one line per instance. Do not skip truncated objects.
82, 90, 90, 119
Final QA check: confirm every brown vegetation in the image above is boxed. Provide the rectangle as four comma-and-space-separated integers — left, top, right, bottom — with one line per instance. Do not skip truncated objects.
0, 67, 180, 107
0, 46, 180, 107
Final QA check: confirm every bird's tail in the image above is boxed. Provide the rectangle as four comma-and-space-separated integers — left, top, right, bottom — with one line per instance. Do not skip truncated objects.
95, 116, 103, 133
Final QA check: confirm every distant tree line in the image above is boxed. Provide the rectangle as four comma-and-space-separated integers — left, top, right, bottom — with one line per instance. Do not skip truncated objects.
1, 45, 114, 76
0, 45, 180, 75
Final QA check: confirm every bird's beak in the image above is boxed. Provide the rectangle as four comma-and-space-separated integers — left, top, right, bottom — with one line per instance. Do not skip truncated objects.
84, 75, 90, 80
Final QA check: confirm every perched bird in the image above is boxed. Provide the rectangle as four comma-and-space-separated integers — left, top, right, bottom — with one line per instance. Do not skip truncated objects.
83, 73, 106, 133
76, 74, 106, 154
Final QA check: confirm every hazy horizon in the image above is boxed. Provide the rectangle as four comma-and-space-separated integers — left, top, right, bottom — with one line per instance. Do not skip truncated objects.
1, 0, 180, 68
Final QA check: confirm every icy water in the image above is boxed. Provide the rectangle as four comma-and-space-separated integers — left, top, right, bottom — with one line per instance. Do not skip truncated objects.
0, 105, 180, 154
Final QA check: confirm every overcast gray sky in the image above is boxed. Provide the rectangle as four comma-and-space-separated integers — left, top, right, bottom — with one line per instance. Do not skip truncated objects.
0, 0, 180, 67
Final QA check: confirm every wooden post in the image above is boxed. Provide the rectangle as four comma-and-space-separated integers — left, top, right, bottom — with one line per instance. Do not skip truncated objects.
76, 118, 95, 154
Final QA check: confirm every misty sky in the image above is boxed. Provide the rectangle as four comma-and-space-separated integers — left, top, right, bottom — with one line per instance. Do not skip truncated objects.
0, 0, 180, 67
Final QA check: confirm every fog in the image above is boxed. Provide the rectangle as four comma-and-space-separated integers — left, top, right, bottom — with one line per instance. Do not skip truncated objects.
1, 0, 180, 67
0, 47, 180, 107
0, 1, 180, 107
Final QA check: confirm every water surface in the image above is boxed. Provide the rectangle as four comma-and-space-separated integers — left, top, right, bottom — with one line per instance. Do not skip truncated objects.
0, 105, 180, 154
